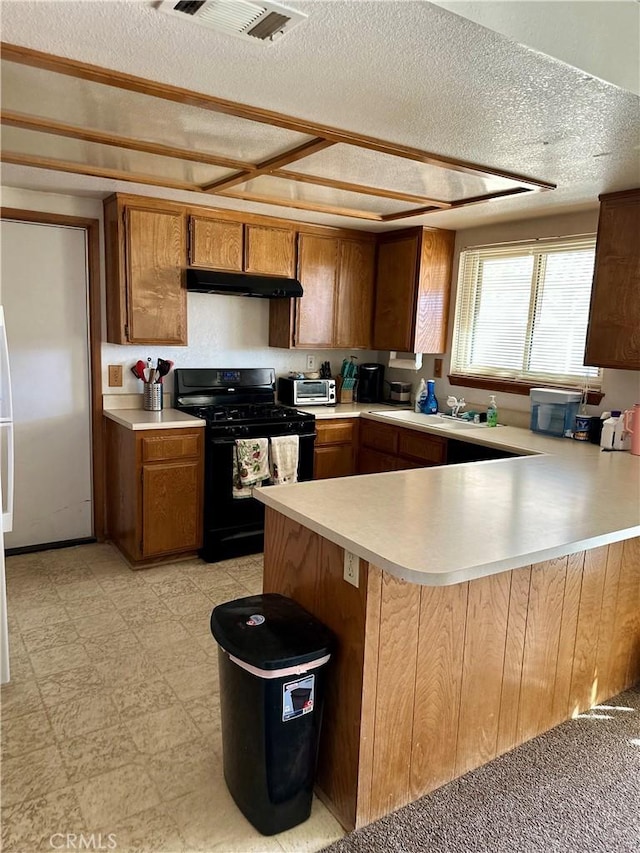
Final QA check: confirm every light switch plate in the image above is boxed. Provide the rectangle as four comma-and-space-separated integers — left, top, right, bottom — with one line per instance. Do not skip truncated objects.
434, 358, 443, 378
306, 355, 316, 371
343, 550, 359, 587
108, 364, 123, 387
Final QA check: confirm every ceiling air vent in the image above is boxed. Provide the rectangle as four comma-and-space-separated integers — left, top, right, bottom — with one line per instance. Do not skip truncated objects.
157, 0, 307, 42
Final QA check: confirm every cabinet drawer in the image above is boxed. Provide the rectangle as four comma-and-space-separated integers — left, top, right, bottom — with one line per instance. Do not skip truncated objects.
398, 430, 446, 465
140, 431, 201, 462
316, 419, 356, 446
360, 420, 399, 455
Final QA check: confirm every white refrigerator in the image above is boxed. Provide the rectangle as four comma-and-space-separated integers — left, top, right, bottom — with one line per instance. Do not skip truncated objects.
0, 306, 14, 683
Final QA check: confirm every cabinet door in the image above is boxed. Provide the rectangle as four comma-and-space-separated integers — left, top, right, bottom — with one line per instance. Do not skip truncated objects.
358, 447, 399, 474
414, 229, 455, 355
373, 235, 419, 352
142, 460, 201, 558
189, 216, 243, 271
296, 234, 339, 348
314, 445, 355, 479
584, 191, 640, 369
335, 239, 375, 348
360, 420, 399, 455
398, 430, 446, 466
125, 207, 186, 344
245, 225, 296, 277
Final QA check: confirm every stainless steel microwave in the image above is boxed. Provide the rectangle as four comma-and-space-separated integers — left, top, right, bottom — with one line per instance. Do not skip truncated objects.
278, 377, 336, 406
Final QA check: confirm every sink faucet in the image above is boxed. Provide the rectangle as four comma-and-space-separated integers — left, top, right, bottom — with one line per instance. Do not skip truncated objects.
446, 396, 466, 418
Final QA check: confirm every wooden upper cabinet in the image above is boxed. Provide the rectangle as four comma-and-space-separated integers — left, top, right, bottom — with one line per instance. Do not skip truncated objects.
245, 224, 296, 277
373, 227, 454, 354
335, 239, 376, 349
296, 234, 339, 348
584, 188, 640, 370
189, 216, 243, 271
105, 197, 187, 345
188, 216, 295, 276
269, 233, 376, 349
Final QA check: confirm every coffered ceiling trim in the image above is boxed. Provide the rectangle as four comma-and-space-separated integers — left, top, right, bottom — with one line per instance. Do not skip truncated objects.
0, 42, 556, 222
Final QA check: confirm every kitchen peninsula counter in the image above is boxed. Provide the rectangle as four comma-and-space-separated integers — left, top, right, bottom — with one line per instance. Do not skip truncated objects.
256, 419, 640, 585
254, 419, 640, 831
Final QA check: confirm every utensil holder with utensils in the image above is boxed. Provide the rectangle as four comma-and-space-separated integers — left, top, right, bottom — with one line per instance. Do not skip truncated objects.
143, 382, 163, 411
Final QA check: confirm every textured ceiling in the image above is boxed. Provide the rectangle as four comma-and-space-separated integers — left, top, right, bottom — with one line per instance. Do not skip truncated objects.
1, 0, 639, 231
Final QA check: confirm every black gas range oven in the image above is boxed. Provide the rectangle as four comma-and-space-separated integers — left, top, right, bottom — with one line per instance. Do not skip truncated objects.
174, 368, 316, 562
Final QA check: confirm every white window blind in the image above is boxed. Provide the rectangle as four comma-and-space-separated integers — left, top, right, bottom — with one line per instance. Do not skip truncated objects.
451, 236, 601, 388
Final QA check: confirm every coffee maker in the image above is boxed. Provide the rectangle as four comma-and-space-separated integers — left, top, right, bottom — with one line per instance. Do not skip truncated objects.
357, 363, 385, 403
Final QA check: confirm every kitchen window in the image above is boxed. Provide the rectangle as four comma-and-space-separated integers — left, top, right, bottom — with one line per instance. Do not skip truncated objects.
450, 235, 602, 396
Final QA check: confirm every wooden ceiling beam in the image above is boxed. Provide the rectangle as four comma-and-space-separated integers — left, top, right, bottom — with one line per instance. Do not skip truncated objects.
219, 189, 383, 221
1, 43, 555, 192
379, 187, 536, 221
0, 110, 252, 172
3, 151, 382, 220
201, 138, 334, 193
1, 152, 202, 193
272, 169, 452, 207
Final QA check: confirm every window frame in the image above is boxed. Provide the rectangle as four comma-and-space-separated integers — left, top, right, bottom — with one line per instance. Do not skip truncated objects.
449, 235, 603, 402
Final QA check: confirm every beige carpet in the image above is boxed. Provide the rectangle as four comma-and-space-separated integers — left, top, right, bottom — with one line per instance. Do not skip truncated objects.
323, 685, 640, 853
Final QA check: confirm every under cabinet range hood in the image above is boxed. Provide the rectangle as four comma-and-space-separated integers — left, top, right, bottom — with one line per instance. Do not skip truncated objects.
186, 268, 303, 298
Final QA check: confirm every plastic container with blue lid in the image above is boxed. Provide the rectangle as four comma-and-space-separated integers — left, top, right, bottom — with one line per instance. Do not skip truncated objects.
529, 388, 582, 437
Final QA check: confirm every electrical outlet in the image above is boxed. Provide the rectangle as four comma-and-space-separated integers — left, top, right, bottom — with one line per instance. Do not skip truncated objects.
108, 364, 123, 387
306, 355, 316, 371
434, 358, 443, 378
343, 551, 359, 587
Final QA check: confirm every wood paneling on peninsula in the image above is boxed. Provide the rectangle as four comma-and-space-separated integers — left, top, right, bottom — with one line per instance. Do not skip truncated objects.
263, 508, 640, 831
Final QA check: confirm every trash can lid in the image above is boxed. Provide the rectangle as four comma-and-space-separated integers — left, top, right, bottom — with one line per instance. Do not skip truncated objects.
210, 593, 334, 671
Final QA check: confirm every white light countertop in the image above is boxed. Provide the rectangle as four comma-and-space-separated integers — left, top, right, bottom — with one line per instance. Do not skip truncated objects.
255, 413, 640, 587
298, 402, 412, 419
103, 408, 205, 430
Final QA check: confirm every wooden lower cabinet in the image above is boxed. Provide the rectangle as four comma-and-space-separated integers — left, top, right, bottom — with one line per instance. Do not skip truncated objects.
314, 418, 358, 479
264, 509, 640, 831
105, 419, 204, 566
358, 447, 400, 474
358, 418, 447, 472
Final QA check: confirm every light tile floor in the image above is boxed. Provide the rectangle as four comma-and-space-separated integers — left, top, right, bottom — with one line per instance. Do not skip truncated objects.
1, 543, 345, 853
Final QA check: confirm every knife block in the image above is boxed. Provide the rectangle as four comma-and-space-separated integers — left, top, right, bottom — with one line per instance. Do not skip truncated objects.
336, 376, 355, 404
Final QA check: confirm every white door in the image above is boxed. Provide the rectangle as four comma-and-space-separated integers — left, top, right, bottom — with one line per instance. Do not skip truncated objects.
0, 220, 92, 548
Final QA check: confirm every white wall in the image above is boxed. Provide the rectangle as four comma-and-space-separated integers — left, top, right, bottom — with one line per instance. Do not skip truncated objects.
386, 209, 640, 425
0, 188, 379, 401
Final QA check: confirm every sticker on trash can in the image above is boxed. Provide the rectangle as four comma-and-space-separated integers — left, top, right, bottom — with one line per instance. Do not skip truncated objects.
282, 675, 315, 722
246, 614, 265, 626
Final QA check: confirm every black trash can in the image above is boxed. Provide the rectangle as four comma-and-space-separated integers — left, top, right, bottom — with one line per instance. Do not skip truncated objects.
210, 593, 334, 835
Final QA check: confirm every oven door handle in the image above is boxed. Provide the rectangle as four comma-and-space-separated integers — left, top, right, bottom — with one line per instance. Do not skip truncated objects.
210, 433, 317, 445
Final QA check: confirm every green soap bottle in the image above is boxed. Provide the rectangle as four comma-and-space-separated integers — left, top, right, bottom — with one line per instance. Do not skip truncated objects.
487, 395, 498, 427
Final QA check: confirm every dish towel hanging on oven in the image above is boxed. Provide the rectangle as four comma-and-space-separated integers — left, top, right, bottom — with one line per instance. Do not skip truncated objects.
233, 438, 270, 500
269, 435, 300, 485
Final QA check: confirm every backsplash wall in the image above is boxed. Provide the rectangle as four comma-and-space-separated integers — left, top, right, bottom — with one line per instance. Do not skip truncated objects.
103, 293, 379, 397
